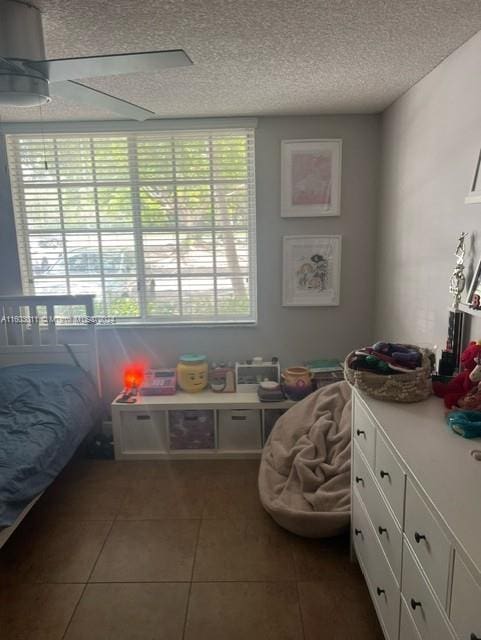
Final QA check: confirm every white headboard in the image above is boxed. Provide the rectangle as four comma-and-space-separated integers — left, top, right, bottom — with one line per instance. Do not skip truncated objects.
0, 294, 101, 395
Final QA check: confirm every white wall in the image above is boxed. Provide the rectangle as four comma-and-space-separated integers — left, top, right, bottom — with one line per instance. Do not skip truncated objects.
376, 30, 481, 348
0, 115, 380, 401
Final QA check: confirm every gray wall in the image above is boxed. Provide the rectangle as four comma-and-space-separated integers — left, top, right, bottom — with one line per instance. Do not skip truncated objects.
376, 30, 481, 349
0, 115, 380, 402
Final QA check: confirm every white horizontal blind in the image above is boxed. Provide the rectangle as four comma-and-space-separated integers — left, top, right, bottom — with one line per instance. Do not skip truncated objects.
6, 129, 257, 323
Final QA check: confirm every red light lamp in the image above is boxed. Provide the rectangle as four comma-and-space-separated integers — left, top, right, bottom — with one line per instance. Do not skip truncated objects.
124, 365, 144, 390
119, 364, 144, 403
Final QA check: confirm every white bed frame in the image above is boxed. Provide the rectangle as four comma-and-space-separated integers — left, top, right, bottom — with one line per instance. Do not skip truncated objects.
0, 294, 100, 547
0, 294, 100, 389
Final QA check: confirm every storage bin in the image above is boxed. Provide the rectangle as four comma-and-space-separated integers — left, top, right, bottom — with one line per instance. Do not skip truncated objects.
218, 410, 261, 450
168, 410, 215, 450
119, 412, 167, 454
262, 409, 286, 444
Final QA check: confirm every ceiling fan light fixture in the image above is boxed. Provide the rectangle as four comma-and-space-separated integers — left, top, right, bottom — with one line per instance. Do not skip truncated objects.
0, 1, 192, 118
0, 74, 50, 107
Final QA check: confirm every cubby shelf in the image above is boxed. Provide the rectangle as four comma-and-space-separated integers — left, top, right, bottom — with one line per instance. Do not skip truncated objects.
111, 391, 294, 460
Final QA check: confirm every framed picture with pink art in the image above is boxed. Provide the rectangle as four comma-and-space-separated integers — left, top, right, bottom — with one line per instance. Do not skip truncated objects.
280, 139, 342, 217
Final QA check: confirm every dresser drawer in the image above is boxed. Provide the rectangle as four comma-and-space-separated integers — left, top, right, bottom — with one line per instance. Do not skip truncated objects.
404, 479, 451, 607
353, 400, 376, 468
400, 598, 422, 640
352, 485, 371, 570
370, 479, 403, 584
353, 443, 402, 581
402, 544, 456, 640
450, 555, 481, 640
375, 433, 406, 526
353, 444, 376, 511
353, 490, 400, 640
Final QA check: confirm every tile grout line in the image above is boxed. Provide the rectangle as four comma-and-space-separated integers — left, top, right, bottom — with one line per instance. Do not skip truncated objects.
60, 515, 117, 640
72, 578, 299, 584
287, 533, 307, 640
295, 580, 307, 640
181, 509, 204, 640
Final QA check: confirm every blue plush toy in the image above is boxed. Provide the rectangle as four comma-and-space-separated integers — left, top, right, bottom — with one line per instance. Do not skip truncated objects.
446, 411, 481, 439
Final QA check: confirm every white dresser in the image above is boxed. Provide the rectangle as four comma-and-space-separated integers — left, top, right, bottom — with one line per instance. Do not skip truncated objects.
351, 389, 481, 640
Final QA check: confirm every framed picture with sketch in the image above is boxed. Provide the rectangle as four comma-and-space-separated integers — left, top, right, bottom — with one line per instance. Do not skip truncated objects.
282, 235, 342, 306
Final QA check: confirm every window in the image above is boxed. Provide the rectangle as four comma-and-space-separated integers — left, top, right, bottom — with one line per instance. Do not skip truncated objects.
6, 128, 257, 323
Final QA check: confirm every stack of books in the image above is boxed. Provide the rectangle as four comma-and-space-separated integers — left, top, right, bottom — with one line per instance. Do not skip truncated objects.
305, 359, 344, 389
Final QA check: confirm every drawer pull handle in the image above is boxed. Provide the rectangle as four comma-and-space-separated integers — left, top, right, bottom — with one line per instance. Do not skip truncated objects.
354, 528, 362, 537
355, 476, 364, 485
136, 415, 150, 421
414, 532, 426, 544
410, 599, 422, 611
356, 429, 365, 436
378, 526, 387, 536
376, 587, 385, 596
379, 470, 390, 479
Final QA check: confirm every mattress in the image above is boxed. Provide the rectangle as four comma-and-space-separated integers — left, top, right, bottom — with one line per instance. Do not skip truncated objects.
0, 363, 100, 527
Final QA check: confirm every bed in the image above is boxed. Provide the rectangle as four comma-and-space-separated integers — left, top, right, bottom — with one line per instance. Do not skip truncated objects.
0, 294, 101, 545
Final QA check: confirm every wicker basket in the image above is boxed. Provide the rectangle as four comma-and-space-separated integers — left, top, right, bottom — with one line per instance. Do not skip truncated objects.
344, 346, 432, 403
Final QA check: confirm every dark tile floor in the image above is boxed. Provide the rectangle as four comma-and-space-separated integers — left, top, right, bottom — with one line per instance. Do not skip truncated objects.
0, 458, 384, 640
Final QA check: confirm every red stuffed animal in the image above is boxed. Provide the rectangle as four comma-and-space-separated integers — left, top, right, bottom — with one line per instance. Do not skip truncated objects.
433, 341, 481, 408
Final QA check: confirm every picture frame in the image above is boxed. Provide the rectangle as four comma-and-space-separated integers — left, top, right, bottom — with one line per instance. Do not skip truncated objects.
466, 257, 481, 310
281, 139, 342, 217
282, 235, 342, 307
465, 148, 481, 204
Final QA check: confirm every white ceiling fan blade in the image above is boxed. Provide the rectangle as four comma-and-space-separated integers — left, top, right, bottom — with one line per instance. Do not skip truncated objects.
27, 50, 192, 83
50, 80, 157, 121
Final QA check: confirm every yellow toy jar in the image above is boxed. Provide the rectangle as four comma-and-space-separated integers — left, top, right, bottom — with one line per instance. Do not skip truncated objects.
177, 354, 208, 393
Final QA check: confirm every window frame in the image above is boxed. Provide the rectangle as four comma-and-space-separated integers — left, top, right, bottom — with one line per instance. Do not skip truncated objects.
6, 127, 258, 326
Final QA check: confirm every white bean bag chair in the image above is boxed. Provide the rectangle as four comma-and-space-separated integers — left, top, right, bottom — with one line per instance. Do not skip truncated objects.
258, 381, 352, 538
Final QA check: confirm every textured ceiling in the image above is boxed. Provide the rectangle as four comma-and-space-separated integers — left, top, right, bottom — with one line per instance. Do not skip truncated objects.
1, 0, 481, 122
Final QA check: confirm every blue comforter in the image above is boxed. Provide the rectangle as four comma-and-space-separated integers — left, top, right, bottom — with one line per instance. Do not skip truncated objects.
0, 364, 99, 527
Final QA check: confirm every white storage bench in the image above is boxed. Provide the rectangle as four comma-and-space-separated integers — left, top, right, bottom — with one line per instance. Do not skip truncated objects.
111, 391, 294, 460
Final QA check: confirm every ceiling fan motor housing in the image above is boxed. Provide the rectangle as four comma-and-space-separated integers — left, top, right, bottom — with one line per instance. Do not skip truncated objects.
0, 1, 51, 106
0, 74, 50, 106
0, 0, 47, 61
